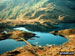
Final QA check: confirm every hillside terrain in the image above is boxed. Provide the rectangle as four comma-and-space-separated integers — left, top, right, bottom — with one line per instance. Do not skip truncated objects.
0, 0, 75, 55
0, 0, 75, 23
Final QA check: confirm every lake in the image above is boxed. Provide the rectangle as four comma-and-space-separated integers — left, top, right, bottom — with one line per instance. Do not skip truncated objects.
0, 27, 68, 54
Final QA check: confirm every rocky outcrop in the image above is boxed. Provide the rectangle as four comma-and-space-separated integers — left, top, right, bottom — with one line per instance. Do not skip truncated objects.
0, 30, 36, 40
50, 29, 75, 37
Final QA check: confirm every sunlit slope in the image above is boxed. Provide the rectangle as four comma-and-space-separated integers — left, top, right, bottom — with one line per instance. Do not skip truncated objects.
0, 0, 75, 22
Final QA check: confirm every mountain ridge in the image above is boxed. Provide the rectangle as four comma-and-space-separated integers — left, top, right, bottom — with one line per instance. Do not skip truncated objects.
0, 0, 75, 22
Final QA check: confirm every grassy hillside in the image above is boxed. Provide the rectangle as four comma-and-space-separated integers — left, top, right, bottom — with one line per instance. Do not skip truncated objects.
0, 0, 75, 22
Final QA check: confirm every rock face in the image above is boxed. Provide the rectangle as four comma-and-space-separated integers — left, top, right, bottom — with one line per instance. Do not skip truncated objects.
0, 0, 75, 23
0, 30, 36, 40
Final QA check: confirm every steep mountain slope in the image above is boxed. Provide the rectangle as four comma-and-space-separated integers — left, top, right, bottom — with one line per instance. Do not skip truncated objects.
0, 0, 48, 19
0, 0, 75, 22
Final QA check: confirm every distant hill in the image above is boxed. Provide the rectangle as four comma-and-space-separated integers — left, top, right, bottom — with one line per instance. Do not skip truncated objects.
0, 0, 75, 22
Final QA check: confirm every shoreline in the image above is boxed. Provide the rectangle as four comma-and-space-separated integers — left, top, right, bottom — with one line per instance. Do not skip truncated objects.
1, 29, 75, 56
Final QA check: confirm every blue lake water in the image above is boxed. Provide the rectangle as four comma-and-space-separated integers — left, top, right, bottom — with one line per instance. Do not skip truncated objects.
0, 27, 68, 54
